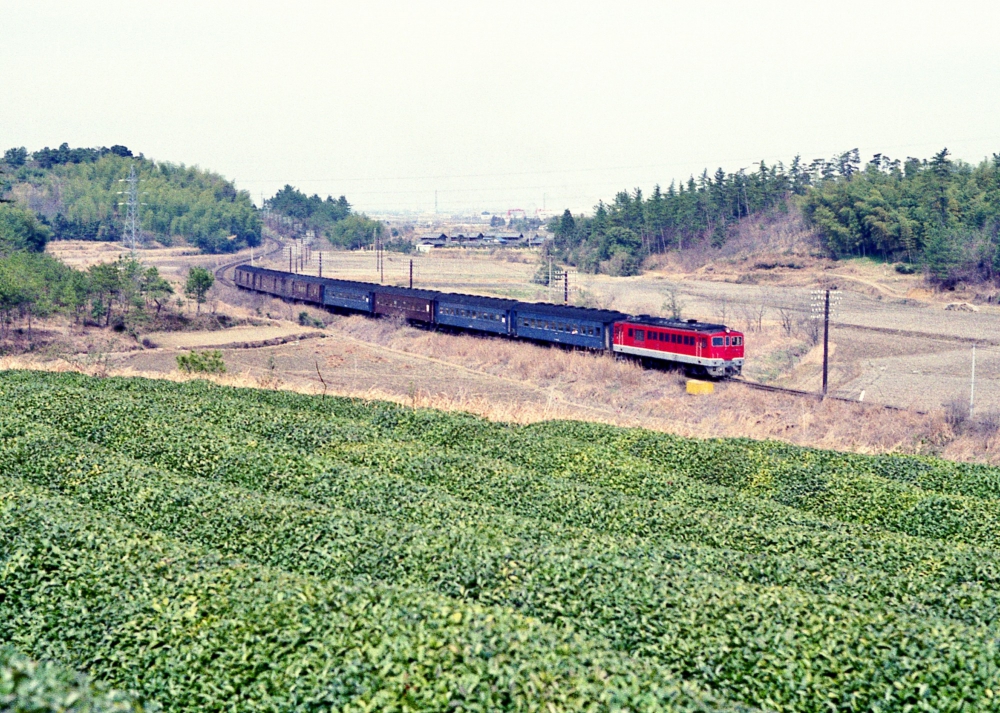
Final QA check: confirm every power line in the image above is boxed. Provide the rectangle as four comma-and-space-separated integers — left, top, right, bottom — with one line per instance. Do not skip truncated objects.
231, 134, 1000, 186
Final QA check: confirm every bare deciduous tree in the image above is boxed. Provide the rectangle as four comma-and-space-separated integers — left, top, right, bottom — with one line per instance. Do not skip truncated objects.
714, 296, 730, 323
737, 302, 757, 332
662, 283, 685, 320
777, 306, 795, 336
799, 316, 820, 345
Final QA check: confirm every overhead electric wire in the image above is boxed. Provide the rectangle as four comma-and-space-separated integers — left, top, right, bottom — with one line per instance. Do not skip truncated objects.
234, 134, 1000, 187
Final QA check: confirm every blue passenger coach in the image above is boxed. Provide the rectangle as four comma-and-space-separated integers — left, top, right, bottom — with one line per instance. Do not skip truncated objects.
322, 279, 375, 314
435, 293, 516, 336
512, 303, 625, 350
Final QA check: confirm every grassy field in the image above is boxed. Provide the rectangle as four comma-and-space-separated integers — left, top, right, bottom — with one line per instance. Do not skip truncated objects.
5, 370, 1000, 711
17, 235, 1000, 466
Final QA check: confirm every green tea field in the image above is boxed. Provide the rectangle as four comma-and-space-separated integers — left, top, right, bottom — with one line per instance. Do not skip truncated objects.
4, 370, 1000, 711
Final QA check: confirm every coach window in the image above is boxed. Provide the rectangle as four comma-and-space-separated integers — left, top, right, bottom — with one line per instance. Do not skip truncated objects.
712, 337, 724, 347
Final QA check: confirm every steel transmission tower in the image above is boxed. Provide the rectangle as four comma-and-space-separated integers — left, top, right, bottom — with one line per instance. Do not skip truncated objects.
117, 165, 144, 254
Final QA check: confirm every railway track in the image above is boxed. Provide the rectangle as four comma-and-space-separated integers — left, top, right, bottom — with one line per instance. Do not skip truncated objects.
726, 377, 915, 411
725, 377, 822, 399
213, 232, 286, 287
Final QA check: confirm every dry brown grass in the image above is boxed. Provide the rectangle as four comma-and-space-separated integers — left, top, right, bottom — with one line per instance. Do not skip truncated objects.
312, 315, 984, 461
2, 317, 990, 464
13, 236, 1000, 465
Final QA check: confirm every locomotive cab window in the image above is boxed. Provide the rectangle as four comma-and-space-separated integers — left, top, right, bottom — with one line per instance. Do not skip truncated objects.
634, 329, 644, 342
627, 328, 633, 337
712, 337, 724, 347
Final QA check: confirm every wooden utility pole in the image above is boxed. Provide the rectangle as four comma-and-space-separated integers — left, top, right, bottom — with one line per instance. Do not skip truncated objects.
971, 343, 977, 416
822, 290, 830, 397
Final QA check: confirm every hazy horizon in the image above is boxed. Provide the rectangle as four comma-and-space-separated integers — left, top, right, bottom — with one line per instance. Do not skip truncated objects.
3, 1, 999, 214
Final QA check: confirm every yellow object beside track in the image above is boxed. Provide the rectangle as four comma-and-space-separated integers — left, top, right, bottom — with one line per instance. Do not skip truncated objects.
686, 379, 715, 395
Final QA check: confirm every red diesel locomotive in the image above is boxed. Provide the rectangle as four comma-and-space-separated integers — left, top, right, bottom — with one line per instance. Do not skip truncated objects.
613, 316, 744, 377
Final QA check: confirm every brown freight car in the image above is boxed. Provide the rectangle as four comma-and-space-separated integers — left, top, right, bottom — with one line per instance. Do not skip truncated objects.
373, 288, 435, 322
289, 275, 323, 303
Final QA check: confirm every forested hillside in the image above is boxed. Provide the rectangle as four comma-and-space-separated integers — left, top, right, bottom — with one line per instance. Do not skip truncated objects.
1, 144, 261, 254
805, 150, 1000, 286
0, 199, 177, 341
551, 148, 1000, 286
265, 184, 383, 249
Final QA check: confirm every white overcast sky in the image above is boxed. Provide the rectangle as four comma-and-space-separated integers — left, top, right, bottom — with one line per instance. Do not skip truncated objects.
2, 1, 999, 214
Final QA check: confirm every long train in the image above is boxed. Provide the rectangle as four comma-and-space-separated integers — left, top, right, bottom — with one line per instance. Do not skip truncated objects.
234, 265, 745, 377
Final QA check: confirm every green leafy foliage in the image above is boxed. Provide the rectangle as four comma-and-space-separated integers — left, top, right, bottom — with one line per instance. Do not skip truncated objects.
182, 266, 214, 313
0, 203, 51, 254
554, 148, 1000, 285
266, 184, 350, 226
175, 349, 225, 374
0, 252, 80, 338
325, 213, 384, 250
2, 145, 261, 254
263, 184, 382, 250
7, 370, 1000, 711
803, 150, 1000, 284
0, 647, 146, 712
549, 163, 793, 274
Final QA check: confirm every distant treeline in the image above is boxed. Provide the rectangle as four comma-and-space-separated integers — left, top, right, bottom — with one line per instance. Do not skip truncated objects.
805, 150, 1000, 286
550, 148, 1000, 285
0, 201, 176, 338
265, 185, 383, 250
1, 144, 261, 254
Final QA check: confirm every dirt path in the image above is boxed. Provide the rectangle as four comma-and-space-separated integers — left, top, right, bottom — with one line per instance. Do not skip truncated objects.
143, 324, 324, 349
